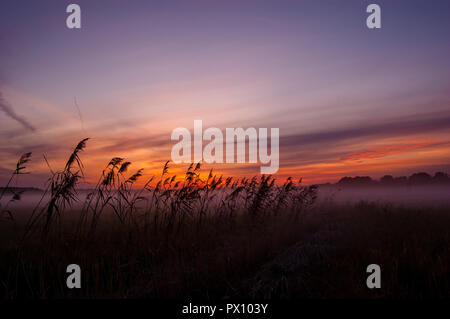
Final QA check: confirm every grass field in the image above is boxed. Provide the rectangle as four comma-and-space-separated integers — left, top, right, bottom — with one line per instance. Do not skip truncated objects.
0, 140, 449, 299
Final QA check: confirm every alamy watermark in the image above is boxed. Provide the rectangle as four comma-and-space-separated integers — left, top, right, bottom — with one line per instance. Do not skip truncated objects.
171, 120, 279, 174
66, 264, 81, 289
366, 264, 381, 289
66, 4, 81, 29
366, 4, 381, 29
65, 3, 381, 30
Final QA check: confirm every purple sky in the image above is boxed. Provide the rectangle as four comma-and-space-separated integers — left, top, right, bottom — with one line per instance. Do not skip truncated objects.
1, 0, 449, 186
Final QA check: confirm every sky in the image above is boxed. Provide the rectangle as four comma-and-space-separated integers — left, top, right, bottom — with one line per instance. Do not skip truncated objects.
0, 0, 449, 187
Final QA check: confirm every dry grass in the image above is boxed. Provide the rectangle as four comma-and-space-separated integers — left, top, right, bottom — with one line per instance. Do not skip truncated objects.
0, 139, 449, 299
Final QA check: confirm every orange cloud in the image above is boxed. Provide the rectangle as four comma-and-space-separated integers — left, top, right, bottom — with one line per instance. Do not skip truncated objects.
340, 141, 433, 161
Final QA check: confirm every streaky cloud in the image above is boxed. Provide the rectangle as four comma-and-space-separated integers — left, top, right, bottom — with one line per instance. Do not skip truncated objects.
0, 91, 36, 132
280, 111, 450, 149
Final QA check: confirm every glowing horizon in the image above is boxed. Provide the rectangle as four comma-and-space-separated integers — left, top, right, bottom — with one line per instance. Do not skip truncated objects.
1, 0, 449, 188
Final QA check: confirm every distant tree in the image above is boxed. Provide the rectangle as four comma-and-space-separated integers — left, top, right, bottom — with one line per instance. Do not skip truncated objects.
394, 176, 407, 185
338, 177, 353, 185
337, 176, 374, 186
335, 172, 450, 187
409, 172, 432, 184
380, 175, 394, 184
433, 172, 449, 184
353, 176, 374, 185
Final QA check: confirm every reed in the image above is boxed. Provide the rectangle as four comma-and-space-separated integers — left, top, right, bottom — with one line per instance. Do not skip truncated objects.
2, 139, 447, 299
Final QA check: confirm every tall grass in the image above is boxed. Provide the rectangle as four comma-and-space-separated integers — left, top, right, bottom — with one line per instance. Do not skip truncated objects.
0, 139, 318, 298
0, 152, 32, 221
1, 139, 448, 299
0, 139, 314, 238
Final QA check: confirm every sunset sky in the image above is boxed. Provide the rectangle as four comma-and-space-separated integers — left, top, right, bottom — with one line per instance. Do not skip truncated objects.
1, 0, 450, 187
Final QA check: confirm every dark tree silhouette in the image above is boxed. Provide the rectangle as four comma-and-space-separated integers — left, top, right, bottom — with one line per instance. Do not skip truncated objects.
380, 175, 394, 185
433, 172, 450, 183
409, 172, 432, 184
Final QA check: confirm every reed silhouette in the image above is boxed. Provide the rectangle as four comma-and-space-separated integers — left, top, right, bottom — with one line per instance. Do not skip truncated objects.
0, 139, 448, 299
